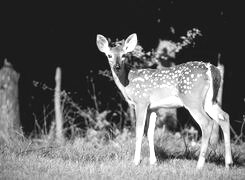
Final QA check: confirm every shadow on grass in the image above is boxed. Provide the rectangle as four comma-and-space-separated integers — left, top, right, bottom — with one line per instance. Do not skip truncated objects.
155, 145, 245, 168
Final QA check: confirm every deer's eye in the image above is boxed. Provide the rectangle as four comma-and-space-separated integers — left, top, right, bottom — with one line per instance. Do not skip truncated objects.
107, 54, 112, 58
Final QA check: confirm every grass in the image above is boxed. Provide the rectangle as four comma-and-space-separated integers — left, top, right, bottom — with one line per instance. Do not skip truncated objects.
1, 130, 245, 180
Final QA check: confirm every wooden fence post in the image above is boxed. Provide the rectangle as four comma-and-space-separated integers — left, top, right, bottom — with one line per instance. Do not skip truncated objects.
55, 67, 64, 144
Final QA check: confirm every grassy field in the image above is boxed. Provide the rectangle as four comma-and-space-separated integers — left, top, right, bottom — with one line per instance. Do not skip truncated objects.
1, 130, 245, 180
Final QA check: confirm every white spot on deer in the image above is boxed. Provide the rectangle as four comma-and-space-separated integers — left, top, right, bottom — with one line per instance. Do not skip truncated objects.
133, 77, 145, 82
144, 75, 149, 80
197, 74, 202, 78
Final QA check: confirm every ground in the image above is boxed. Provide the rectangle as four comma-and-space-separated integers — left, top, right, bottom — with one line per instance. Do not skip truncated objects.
1, 130, 245, 180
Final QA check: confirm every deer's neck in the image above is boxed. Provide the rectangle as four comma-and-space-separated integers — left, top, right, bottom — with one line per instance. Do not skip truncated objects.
111, 63, 134, 105
114, 62, 130, 87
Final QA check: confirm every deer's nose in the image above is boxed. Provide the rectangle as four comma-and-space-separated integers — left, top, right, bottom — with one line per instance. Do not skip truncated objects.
114, 64, 121, 71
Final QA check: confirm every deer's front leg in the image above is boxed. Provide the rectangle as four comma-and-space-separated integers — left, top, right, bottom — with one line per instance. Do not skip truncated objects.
148, 112, 157, 165
133, 103, 148, 165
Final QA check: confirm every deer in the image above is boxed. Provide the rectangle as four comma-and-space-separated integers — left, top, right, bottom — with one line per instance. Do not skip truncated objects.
96, 33, 233, 169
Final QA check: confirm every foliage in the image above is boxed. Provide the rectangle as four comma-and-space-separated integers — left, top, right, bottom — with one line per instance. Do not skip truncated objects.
127, 28, 202, 69
32, 79, 130, 144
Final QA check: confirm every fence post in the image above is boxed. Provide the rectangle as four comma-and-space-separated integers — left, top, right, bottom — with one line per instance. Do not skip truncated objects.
55, 67, 64, 144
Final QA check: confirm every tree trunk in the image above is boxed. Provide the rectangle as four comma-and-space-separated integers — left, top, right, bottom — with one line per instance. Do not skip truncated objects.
0, 59, 21, 145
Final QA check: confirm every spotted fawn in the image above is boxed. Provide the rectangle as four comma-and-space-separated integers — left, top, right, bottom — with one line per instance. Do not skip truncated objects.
96, 33, 233, 169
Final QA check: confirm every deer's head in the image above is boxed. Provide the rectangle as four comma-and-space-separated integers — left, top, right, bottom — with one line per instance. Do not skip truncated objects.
96, 33, 137, 72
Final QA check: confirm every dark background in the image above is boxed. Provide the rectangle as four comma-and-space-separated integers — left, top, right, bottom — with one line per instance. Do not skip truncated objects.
0, 1, 244, 134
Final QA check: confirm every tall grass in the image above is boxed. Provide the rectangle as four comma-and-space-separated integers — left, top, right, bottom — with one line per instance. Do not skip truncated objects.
1, 128, 245, 180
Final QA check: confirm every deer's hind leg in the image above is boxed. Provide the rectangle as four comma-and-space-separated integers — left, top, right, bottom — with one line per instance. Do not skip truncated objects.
205, 103, 233, 168
181, 80, 213, 169
204, 75, 233, 168
187, 107, 213, 169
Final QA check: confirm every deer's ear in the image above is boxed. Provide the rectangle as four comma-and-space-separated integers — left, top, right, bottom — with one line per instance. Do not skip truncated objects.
124, 33, 137, 53
96, 34, 110, 53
